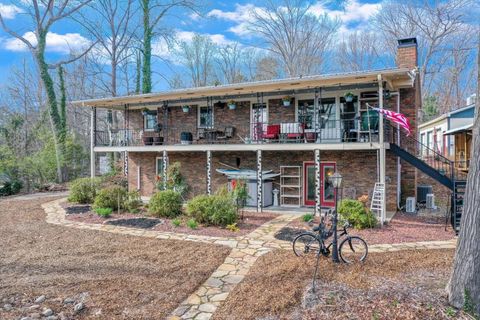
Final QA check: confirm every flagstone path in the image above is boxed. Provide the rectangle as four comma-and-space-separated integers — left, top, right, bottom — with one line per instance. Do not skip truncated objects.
42, 199, 457, 320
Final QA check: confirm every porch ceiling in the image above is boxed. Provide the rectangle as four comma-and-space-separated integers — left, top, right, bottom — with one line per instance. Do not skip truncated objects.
72, 68, 416, 110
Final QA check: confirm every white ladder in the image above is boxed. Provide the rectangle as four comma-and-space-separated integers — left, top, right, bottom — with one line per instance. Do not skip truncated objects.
370, 183, 385, 224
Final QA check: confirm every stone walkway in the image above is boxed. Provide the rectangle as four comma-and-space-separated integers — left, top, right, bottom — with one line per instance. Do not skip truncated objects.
42, 198, 457, 320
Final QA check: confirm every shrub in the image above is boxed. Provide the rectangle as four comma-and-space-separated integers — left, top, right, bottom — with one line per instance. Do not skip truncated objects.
172, 218, 181, 227
0, 179, 23, 196
186, 193, 238, 227
94, 207, 113, 218
93, 185, 127, 210
68, 177, 102, 204
149, 190, 182, 218
185, 194, 212, 224
302, 213, 314, 222
338, 199, 377, 229
124, 191, 143, 213
187, 219, 198, 229
208, 195, 237, 226
226, 223, 239, 232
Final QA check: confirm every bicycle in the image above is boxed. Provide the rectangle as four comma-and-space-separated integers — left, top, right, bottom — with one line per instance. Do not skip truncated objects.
292, 211, 368, 263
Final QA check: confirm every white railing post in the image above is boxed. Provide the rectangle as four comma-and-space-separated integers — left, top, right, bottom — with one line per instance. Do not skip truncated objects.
378, 74, 386, 225
90, 105, 96, 178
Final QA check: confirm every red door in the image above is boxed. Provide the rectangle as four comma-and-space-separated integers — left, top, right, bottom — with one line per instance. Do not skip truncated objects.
303, 162, 336, 207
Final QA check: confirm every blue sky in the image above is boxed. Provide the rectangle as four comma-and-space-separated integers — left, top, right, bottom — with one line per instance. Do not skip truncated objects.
0, 0, 389, 93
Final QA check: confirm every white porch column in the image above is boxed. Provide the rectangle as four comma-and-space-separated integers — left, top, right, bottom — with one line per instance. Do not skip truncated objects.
257, 149, 263, 212
206, 150, 212, 195
90, 106, 96, 178
162, 150, 168, 190
314, 149, 321, 216
378, 74, 386, 225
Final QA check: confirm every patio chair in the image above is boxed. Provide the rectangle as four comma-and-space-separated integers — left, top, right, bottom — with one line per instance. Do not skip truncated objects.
263, 124, 280, 141
217, 126, 236, 141
281, 122, 304, 142
197, 127, 205, 141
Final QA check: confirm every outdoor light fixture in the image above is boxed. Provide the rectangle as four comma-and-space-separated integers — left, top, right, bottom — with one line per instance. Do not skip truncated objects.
328, 171, 342, 263
329, 171, 343, 189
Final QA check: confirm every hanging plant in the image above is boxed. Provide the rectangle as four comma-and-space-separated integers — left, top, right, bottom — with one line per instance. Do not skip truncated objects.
282, 96, 291, 107
344, 92, 355, 102
141, 107, 150, 116
182, 105, 190, 113
227, 100, 236, 110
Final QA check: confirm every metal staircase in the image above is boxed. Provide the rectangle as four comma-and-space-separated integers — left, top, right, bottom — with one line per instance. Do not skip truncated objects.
384, 123, 466, 232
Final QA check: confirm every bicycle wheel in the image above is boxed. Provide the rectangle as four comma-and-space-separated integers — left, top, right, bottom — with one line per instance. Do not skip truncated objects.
339, 236, 368, 263
292, 233, 321, 258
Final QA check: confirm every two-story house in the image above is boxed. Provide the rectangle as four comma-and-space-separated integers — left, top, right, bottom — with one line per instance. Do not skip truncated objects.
73, 38, 425, 224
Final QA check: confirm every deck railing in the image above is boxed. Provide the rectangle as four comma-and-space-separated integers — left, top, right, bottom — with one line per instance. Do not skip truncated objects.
95, 118, 381, 147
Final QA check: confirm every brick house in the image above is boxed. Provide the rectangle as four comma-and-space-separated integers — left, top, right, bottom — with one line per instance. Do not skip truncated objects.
73, 38, 423, 224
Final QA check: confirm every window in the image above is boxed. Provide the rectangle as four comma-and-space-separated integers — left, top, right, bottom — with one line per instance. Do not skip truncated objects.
144, 111, 157, 131
198, 106, 213, 128
420, 133, 426, 156
297, 98, 337, 130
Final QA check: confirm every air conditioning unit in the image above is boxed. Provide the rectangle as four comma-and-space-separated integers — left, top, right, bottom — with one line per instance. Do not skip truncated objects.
406, 197, 416, 213
426, 194, 435, 209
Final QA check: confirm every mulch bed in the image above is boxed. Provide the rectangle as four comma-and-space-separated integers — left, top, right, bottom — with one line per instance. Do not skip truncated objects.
213, 249, 468, 320
0, 197, 230, 319
282, 212, 456, 245
106, 217, 161, 229
63, 202, 279, 237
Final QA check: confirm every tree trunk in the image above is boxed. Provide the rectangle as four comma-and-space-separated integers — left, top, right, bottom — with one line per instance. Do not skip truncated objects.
446, 30, 480, 316
142, 0, 152, 94
36, 30, 65, 183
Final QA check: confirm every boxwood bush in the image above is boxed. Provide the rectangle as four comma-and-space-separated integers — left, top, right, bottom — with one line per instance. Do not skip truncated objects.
186, 193, 237, 227
93, 185, 127, 210
149, 190, 182, 218
338, 199, 377, 229
68, 177, 102, 204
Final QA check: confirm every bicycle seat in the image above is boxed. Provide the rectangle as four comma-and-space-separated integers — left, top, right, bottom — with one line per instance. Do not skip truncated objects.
312, 226, 320, 232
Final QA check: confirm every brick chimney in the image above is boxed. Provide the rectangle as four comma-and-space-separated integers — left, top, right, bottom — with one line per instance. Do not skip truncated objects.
396, 38, 418, 69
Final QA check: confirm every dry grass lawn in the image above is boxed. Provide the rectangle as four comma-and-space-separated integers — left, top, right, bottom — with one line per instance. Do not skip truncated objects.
213, 249, 469, 320
0, 196, 230, 319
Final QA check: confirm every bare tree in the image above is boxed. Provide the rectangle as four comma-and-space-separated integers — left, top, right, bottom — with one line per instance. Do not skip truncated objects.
216, 42, 246, 84
374, 0, 472, 98
336, 31, 383, 72
447, 29, 480, 316
177, 33, 217, 87
248, 0, 339, 77
78, 0, 137, 97
0, 0, 96, 182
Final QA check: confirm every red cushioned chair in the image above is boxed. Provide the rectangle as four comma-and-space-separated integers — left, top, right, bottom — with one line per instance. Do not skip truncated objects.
264, 124, 280, 140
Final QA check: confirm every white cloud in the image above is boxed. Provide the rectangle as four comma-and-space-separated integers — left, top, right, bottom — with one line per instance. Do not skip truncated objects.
0, 4, 23, 19
3, 31, 91, 53
207, 0, 382, 37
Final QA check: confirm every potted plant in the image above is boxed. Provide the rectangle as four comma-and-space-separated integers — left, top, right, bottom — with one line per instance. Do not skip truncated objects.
227, 100, 236, 110
182, 105, 190, 113
344, 92, 355, 102
282, 96, 291, 107
141, 107, 150, 116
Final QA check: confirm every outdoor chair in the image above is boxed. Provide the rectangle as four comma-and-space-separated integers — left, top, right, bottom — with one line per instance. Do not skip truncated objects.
197, 127, 205, 141
281, 122, 305, 142
217, 126, 235, 141
263, 124, 280, 141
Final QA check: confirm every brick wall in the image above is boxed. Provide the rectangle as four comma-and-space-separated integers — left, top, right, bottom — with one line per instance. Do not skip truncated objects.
128, 150, 399, 212
397, 45, 418, 69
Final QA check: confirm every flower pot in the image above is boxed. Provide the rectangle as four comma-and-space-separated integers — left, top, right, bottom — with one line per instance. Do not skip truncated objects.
228, 103, 236, 110
282, 100, 291, 107
345, 95, 354, 103
182, 106, 190, 113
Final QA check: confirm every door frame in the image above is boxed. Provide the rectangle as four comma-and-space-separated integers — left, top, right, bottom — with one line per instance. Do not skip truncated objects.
303, 161, 336, 207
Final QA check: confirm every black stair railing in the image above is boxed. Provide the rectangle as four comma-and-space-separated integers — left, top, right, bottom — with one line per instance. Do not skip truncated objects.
384, 123, 461, 182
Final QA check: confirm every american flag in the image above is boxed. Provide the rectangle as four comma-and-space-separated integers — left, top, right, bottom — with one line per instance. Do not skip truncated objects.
371, 107, 411, 136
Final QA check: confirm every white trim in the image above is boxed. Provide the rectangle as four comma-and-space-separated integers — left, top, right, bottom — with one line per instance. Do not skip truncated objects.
94, 142, 387, 153
155, 156, 164, 176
